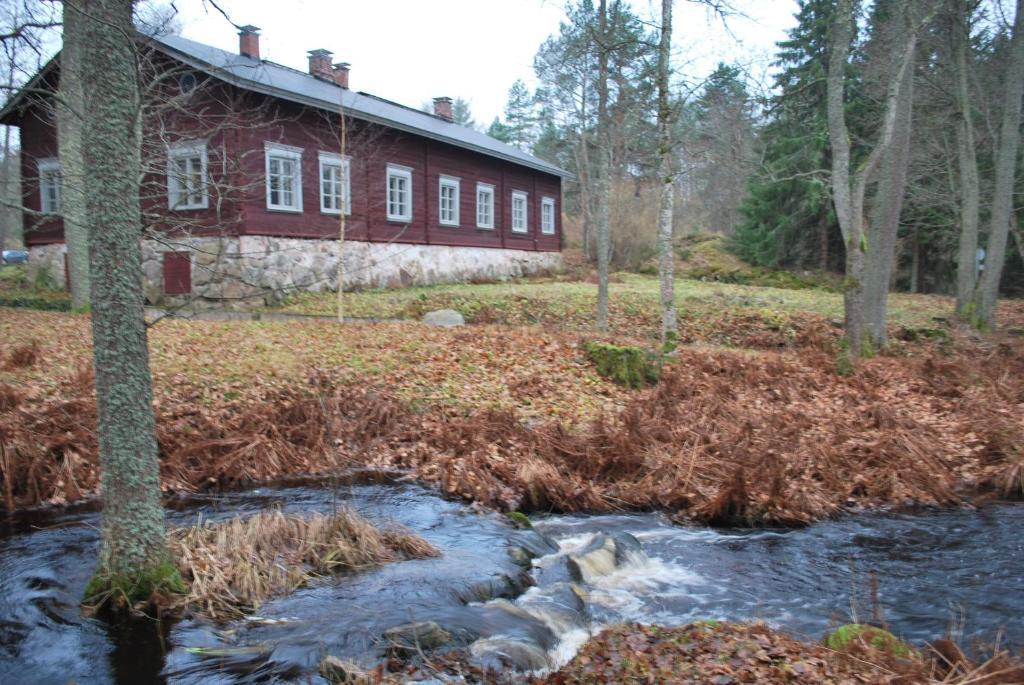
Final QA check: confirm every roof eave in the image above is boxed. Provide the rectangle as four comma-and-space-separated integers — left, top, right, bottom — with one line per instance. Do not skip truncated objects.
0, 55, 58, 125
149, 39, 572, 179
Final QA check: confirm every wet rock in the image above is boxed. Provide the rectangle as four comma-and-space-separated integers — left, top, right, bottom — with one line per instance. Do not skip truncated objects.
422, 309, 465, 327
565, 532, 648, 583
507, 531, 560, 568
318, 655, 366, 684
566, 535, 617, 582
382, 621, 451, 655
610, 532, 644, 564
453, 571, 535, 604
517, 583, 588, 634
479, 600, 558, 649
470, 636, 551, 672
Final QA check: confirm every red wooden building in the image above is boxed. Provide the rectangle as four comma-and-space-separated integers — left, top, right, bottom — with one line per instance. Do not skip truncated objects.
0, 26, 567, 304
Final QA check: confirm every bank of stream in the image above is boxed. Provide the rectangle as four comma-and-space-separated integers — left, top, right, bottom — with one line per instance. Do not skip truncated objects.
1, 478, 1021, 684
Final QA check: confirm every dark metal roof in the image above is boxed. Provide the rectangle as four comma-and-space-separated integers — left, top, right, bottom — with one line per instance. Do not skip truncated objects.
152, 34, 568, 178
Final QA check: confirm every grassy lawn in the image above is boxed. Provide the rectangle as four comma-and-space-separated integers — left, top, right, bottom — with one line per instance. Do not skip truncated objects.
274, 273, 978, 338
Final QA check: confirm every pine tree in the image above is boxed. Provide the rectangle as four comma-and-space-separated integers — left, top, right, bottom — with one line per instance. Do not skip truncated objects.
733, 0, 839, 270
486, 116, 515, 143
502, 79, 537, 151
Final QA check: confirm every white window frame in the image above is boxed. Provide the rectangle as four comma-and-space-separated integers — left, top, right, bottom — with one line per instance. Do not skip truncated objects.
438, 174, 460, 227
476, 183, 495, 229
37, 158, 60, 215
166, 141, 209, 211
264, 142, 303, 213
386, 164, 413, 222
318, 151, 351, 216
511, 190, 529, 234
541, 196, 556, 235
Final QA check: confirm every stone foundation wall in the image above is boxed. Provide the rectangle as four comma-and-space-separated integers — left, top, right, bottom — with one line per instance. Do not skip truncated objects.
29, 237, 563, 307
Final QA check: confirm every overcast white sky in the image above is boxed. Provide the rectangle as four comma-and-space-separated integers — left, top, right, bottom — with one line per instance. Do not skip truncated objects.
174, 0, 799, 125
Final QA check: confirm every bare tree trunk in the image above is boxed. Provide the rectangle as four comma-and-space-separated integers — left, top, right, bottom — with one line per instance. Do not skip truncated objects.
594, 0, 611, 331
1012, 216, 1024, 264
827, 0, 868, 355
952, 0, 980, 315
337, 106, 347, 322
78, 0, 177, 604
864, 26, 916, 348
909, 228, 921, 293
58, 0, 91, 309
0, 124, 10, 252
827, 0, 920, 356
971, 0, 1024, 329
574, 130, 592, 260
656, 0, 676, 346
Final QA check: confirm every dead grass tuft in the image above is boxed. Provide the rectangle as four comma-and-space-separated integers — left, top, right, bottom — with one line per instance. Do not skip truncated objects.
5, 340, 39, 369
171, 508, 439, 619
1, 333, 1022, 525
0, 383, 24, 412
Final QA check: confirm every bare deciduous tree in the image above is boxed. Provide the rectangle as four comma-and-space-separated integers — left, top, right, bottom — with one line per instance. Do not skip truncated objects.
970, 0, 1024, 329
656, 0, 675, 345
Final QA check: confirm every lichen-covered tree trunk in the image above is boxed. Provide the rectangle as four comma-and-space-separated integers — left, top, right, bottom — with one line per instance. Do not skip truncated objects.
952, 0, 980, 316
594, 0, 611, 332
863, 31, 916, 348
827, 0, 867, 355
828, 0, 920, 356
971, 0, 1024, 329
655, 0, 675, 346
57, 0, 90, 309
77, 0, 174, 602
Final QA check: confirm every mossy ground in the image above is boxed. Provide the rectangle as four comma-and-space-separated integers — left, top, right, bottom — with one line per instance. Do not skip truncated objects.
583, 341, 661, 388
83, 559, 187, 608
824, 623, 916, 658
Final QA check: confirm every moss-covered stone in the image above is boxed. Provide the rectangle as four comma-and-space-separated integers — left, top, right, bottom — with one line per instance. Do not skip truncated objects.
824, 624, 915, 658
84, 560, 187, 607
506, 511, 533, 529
584, 341, 661, 389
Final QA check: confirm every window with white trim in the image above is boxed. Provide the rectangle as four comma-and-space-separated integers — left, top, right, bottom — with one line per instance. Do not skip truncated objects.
265, 143, 303, 212
319, 152, 351, 215
167, 141, 208, 210
439, 175, 460, 226
511, 190, 528, 233
386, 164, 413, 222
37, 158, 60, 214
476, 183, 495, 229
541, 196, 556, 235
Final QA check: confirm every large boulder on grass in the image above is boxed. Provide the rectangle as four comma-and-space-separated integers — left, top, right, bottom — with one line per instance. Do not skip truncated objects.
422, 309, 465, 327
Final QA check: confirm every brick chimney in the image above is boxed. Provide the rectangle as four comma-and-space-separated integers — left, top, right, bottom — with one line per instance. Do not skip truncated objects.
308, 49, 334, 81
238, 25, 260, 60
433, 96, 454, 122
332, 62, 350, 89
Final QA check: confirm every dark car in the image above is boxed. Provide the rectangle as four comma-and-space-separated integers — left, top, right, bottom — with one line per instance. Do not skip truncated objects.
1, 249, 28, 264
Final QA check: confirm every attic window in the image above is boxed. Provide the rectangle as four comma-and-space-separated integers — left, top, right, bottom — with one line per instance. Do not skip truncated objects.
179, 73, 197, 94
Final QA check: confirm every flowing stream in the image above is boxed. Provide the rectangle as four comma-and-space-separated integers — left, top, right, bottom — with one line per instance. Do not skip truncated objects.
1, 478, 1021, 684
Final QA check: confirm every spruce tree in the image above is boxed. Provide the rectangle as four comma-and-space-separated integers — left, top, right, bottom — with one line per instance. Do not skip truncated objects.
733, 0, 839, 270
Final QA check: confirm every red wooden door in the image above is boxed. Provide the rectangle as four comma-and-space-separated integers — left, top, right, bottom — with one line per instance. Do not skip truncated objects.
162, 251, 192, 295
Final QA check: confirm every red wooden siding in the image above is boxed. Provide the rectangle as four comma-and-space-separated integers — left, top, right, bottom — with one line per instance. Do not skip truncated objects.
162, 251, 192, 294
19, 68, 563, 253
